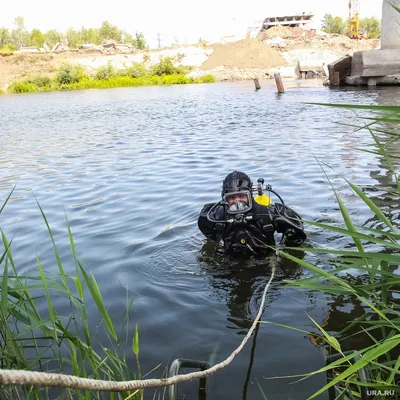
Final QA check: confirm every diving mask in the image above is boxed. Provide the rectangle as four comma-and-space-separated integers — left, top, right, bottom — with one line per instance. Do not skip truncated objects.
223, 191, 252, 214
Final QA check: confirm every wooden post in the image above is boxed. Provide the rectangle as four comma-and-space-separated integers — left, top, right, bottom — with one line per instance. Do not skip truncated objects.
274, 73, 285, 93
253, 78, 261, 90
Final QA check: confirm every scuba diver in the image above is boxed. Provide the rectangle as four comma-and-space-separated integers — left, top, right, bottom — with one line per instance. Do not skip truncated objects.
198, 171, 307, 255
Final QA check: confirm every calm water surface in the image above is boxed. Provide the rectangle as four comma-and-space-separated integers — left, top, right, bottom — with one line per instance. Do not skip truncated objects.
1, 81, 399, 399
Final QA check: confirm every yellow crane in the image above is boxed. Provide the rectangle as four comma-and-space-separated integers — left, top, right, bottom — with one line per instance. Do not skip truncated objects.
348, 0, 360, 39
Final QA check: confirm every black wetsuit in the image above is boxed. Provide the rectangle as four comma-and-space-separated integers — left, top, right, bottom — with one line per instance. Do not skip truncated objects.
198, 201, 306, 254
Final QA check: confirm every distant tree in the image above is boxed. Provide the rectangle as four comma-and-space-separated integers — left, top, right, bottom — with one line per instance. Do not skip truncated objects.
321, 14, 347, 35
99, 21, 121, 42
30, 29, 45, 48
122, 31, 133, 44
12, 16, 28, 48
134, 32, 147, 49
0, 28, 11, 47
14, 16, 25, 32
44, 29, 62, 47
81, 28, 102, 44
66, 28, 82, 48
359, 17, 381, 38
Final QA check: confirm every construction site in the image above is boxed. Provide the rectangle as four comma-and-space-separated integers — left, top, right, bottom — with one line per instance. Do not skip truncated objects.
0, 1, 386, 91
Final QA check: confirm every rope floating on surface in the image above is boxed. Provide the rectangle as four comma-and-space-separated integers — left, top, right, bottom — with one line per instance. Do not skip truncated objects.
0, 265, 277, 392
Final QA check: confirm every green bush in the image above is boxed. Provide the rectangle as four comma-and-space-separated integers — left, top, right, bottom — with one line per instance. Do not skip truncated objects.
95, 62, 116, 80
56, 63, 87, 85
0, 44, 16, 54
9, 63, 216, 94
27, 75, 51, 88
197, 74, 216, 83
9, 81, 39, 93
121, 62, 147, 78
151, 57, 186, 76
161, 74, 190, 85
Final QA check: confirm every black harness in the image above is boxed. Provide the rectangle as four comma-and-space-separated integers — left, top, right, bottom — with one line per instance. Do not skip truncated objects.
198, 200, 306, 254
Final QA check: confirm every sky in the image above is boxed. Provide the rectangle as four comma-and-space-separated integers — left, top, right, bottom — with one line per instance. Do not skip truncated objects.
1, 0, 382, 48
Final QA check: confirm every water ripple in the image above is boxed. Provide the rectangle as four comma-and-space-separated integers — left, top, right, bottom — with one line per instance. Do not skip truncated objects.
1, 83, 399, 399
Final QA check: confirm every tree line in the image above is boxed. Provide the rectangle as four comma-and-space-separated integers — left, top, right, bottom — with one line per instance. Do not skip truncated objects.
321, 14, 381, 38
0, 17, 148, 50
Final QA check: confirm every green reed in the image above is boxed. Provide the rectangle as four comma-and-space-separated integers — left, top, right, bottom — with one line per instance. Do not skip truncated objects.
262, 103, 400, 399
0, 193, 145, 399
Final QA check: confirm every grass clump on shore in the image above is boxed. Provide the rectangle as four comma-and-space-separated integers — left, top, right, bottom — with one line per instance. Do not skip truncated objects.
8, 57, 215, 94
0, 192, 143, 399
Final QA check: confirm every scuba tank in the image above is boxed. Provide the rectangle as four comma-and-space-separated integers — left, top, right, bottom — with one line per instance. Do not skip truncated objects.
253, 178, 284, 206
252, 178, 306, 246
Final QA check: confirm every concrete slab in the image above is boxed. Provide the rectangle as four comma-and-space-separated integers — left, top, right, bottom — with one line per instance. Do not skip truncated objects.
351, 49, 400, 77
328, 55, 352, 86
345, 74, 400, 86
381, 0, 400, 49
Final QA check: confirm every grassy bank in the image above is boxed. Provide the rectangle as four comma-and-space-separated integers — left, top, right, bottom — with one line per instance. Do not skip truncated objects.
266, 103, 400, 399
7, 58, 215, 94
0, 193, 143, 399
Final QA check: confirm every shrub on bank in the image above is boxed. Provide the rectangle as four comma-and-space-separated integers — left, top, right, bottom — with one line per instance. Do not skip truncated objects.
7, 61, 216, 93
27, 75, 52, 88
151, 56, 187, 76
198, 74, 216, 83
0, 44, 16, 54
56, 62, 88, 85
9, 81, 40, 93
121, 62, 147, 78
94, 62, 116, 80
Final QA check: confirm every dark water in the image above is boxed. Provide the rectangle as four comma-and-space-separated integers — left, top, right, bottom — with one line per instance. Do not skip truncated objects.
1, 81, 399, 399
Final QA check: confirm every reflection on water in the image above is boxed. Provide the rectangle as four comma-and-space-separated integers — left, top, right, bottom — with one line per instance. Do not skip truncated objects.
0, 83, 399, 399
199, 243, 305, 333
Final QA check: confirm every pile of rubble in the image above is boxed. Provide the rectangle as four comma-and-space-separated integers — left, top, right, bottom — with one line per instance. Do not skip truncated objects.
18, 40, 137, 55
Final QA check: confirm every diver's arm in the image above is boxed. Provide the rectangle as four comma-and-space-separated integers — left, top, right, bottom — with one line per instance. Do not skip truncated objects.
197, 202, 226, 241
272, 203, 307, 246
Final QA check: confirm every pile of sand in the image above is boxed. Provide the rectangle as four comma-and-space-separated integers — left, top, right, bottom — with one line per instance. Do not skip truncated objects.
200, 38, 286, 70
260, 26, 296, 39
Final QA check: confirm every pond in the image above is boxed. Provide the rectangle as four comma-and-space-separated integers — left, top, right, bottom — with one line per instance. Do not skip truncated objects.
1, 81, 399, 399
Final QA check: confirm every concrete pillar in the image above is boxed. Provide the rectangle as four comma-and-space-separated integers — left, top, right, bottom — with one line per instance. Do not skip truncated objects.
381, 0, 400, 49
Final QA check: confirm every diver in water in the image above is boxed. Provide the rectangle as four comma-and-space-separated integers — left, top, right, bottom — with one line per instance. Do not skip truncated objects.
198, 171, 307, 255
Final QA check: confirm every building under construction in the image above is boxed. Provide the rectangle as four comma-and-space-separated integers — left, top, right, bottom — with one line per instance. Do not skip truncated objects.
261, 13, 314, 31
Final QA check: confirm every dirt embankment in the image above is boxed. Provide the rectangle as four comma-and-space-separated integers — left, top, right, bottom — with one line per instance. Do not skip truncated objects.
0, 28, 381, 89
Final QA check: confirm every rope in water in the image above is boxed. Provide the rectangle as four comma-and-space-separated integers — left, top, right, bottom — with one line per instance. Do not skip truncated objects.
0, 264, 276, 392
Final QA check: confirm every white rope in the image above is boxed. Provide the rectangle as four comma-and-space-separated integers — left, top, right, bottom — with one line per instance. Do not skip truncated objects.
0, 265, 276, 392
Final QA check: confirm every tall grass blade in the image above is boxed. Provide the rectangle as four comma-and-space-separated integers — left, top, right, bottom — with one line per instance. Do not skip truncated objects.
308, 336, 400, 399
79, 265, 117, 340
0, 186, 16, 214
343, 179, 398, 234
35, 200, 68, 287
